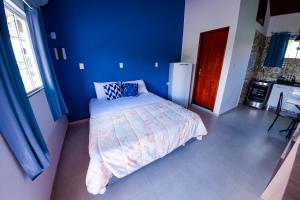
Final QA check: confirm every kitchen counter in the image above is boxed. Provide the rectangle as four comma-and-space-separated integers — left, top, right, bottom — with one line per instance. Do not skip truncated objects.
261, 125, 300, 200
254, 79, 300, 87
267, 83, 300, 113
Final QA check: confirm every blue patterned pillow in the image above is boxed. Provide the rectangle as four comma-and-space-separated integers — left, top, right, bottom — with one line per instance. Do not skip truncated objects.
122, 83, 138, 97
103, 83, 122, 100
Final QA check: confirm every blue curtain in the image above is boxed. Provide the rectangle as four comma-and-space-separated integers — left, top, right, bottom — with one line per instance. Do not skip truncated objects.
24, 4, 68, 121
0, 0, 49, 180
24, 0, 49, 7
264, 32, 290, 67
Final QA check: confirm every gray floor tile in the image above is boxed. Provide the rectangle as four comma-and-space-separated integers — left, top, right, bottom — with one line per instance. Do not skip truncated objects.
51, 106, 288, 200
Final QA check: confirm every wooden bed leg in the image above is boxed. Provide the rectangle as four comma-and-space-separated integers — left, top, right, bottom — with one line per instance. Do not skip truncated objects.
196, 136, 202, 141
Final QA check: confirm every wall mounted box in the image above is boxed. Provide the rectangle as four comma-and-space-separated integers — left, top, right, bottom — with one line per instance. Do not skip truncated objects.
54, 48, 67, 60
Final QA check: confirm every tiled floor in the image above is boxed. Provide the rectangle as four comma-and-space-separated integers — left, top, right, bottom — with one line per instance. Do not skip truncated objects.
51, 105, 289, 200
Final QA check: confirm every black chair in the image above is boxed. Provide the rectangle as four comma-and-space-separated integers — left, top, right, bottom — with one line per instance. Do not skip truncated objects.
268, 92, 300, 138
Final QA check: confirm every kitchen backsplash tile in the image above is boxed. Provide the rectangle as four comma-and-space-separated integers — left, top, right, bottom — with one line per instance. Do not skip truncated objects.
240, 31, 300, 104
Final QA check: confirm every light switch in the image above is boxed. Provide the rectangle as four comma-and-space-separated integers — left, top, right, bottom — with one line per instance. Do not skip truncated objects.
119, 63, 124, 69
50, 32, 56, 40
155, 62, 159, 68
79, 63, 84, 70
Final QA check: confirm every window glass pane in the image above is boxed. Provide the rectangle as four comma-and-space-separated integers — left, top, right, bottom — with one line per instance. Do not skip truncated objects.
285, 40, 300, 59
16, 15, 43, 89
4, 5, 43, 94
19, 69, 34, 92
5, 9, 26, 70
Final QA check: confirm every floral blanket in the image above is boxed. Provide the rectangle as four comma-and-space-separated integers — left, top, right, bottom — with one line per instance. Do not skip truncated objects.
86, 100, 207, 194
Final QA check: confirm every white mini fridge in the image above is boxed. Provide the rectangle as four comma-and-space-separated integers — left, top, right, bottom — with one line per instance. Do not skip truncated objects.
168, 62, 193, 108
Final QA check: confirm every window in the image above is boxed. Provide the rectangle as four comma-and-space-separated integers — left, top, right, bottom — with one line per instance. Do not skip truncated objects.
285, 39, 300, 59
4, 1, 42, 94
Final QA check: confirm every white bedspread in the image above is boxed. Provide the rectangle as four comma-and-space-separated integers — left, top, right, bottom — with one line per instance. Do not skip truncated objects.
89, 93, 164, 117
86, 93, 207, 194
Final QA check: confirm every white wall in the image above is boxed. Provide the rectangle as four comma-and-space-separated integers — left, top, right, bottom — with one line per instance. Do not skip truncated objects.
181, 0, 260, 114
219, 0, 259, 113
267, 13, 300, 36
181, 0, 241, 114
0, 90, 68, 200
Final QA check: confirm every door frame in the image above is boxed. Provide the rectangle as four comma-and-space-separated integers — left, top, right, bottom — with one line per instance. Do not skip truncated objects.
192, 26, 230, 111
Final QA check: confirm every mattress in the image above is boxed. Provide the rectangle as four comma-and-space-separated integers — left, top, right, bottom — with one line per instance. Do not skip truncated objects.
86, 93, 207, 195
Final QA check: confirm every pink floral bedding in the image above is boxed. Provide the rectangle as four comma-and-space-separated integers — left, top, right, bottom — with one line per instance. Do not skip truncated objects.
86, 100, 207, 194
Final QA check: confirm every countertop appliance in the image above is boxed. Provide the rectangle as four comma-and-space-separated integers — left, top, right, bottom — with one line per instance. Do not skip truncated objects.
168, 62, 193, 108
277, 75, 296, 85
245, 80, 273, 109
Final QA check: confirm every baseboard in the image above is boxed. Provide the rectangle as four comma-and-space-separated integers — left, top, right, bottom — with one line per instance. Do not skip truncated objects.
190, 104, 218, 116
68, 118, 89, 125
218, 105, 238, 116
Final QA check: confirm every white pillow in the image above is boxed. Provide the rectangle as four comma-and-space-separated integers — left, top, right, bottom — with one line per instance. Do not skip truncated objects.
123, 80, 148, 94
94, 80, 148, 100
94, 81, 115, 100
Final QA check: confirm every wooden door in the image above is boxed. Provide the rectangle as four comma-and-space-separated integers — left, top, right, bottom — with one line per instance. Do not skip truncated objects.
192, 27, 229, 110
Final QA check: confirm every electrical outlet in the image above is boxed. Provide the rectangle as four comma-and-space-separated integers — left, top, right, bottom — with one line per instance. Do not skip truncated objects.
155, 62, 159, 67
119, 63, 124, 69
50, 32, 56, 40
79, 63, 84, 70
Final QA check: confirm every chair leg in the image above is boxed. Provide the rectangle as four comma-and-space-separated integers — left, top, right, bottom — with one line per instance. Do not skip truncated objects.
268, 115, 279, 132
286, 120, 296, 139
279, 120, 294, 132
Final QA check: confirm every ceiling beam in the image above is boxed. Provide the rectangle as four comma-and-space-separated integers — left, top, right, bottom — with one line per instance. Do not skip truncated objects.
269, 0, 300, 16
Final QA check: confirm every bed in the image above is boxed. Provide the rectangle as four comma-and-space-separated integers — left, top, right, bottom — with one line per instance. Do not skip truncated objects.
86, 92, 207, 195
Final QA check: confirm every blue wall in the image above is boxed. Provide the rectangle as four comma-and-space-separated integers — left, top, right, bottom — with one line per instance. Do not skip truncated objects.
42, 0, 185, 121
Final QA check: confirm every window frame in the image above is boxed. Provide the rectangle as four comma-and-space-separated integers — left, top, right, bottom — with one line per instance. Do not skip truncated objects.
4, 0, 43, 96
